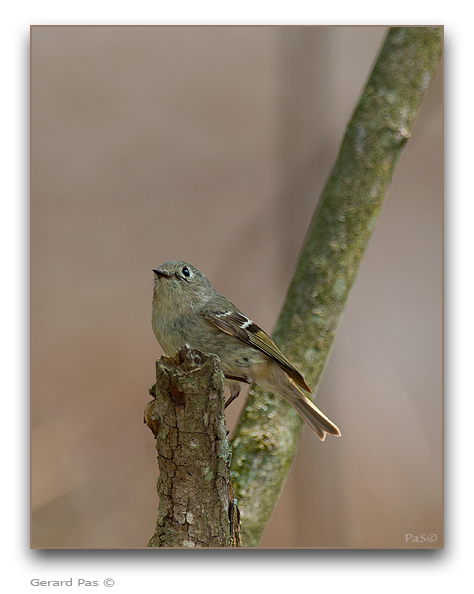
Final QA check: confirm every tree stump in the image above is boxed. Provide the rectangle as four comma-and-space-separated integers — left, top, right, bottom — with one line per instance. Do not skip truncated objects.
145, 344, 240, 547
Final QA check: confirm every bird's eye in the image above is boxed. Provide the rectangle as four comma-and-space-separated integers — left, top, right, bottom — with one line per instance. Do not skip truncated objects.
182, 266, 191, 278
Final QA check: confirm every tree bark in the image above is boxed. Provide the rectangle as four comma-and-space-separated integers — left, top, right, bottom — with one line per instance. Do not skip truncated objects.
145, 345, 240, 547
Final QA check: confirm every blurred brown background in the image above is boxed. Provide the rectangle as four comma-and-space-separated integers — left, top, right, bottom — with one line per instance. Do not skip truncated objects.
31, 26, 443, 549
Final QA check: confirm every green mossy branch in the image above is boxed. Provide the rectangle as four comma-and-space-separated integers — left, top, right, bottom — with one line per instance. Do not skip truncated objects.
230, 26, 442, 547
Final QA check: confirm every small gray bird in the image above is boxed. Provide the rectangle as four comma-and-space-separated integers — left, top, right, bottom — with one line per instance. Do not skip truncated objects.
151, 261, 341, 441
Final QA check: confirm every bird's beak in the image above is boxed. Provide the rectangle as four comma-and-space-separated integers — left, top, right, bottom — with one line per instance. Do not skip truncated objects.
153, 269, 172, 279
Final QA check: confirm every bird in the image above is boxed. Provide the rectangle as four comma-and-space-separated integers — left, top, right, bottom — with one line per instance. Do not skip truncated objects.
151, 261, 341, 441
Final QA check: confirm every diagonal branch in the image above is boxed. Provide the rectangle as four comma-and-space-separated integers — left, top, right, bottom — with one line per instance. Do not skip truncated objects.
229, 26, 443, 547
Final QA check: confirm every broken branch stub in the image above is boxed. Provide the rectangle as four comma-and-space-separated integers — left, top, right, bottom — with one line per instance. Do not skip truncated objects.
145, 344, 240, 547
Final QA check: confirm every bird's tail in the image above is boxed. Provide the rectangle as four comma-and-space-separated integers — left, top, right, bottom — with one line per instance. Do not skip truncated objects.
285, 389, 341, 441
261, 366, 341, 441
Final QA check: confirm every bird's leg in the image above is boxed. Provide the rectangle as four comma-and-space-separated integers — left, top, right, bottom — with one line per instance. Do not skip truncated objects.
224, 375, 253, 409
225, 382, 241, 409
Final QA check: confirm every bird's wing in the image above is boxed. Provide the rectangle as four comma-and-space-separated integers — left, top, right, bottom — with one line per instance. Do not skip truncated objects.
203, 309, 311, 392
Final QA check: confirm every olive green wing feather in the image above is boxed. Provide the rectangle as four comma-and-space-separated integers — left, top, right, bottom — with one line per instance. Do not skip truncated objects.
203, 309, 311, 392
